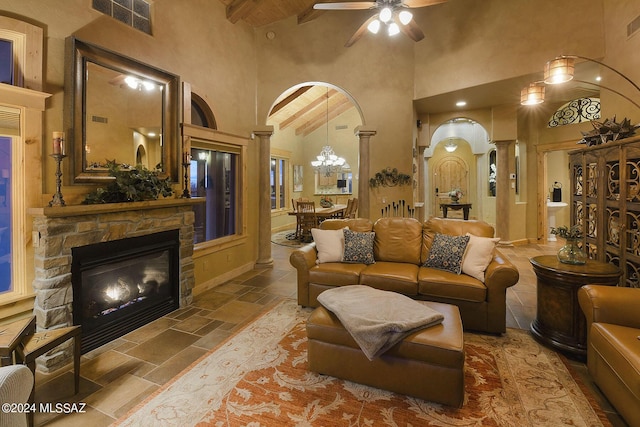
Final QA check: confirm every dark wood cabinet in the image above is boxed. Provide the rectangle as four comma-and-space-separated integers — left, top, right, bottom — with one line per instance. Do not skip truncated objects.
569, 135, 640, 288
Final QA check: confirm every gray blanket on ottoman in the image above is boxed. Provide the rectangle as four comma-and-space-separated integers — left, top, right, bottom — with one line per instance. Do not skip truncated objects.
317, 285, 444, 360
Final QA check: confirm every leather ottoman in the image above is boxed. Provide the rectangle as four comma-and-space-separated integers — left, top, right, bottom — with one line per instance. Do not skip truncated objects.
306, 301, 465, 407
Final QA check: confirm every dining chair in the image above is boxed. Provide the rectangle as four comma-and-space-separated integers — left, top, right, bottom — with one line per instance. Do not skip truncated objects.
345, 198, 358, 218
296, 201, 317, 242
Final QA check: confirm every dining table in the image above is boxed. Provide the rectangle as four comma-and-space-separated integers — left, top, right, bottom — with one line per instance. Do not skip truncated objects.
289, 204, 347, 219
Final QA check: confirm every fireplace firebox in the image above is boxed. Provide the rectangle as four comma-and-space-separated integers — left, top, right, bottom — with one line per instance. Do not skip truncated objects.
72, 229, 180, 353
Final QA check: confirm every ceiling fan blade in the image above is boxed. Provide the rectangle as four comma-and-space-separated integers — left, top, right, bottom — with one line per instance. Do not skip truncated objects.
402, 0, 447, 7
314, 2, 376, 10
400, 19, 425, 42
344, 15, 377, 47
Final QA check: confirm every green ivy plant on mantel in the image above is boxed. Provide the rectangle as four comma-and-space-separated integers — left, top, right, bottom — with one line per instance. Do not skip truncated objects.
82, 160, 174, 204
369, 167, 412, 188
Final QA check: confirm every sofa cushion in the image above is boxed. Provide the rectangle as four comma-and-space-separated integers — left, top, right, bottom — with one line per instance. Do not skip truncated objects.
422, 217, 495, 263
418, 267, 487, 302
343, 229, 375, 264
360, 262, 419, 295
309, 263, 368, 286
462, 233, 500, 282
423, 233, 470, 274
590, 323, 640, 400
373, 217, 423, 265
311, 227, 347, 264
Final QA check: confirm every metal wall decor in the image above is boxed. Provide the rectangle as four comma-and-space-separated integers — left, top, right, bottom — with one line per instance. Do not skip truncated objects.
578, 116, 640, 146
547, 97, 601, 127
369, 167, 411, 188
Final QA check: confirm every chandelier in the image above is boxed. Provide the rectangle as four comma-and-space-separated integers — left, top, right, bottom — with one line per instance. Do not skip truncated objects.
311, 145, 346, 176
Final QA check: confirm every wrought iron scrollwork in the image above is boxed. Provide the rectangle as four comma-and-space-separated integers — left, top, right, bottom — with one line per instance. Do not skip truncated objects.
606, 208, 620, 247
574, 165, 583, 196
627, 159, 640, 202
587, 163, 598, 198
547, 97, 601, 127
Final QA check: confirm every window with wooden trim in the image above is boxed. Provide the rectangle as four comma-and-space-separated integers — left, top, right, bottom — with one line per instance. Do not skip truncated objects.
190, 144, 240, 244
270, 155, 289, 211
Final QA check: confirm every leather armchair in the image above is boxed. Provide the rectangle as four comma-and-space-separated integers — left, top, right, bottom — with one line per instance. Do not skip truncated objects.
578, 285, 640, 427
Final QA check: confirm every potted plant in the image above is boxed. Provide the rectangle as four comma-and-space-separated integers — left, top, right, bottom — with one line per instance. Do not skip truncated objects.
550, 225, 587, 265
82, 161, 174, 204
319, 196, 333, 208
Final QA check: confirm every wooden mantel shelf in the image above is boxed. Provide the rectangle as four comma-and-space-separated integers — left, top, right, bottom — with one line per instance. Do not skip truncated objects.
28, 197, 205, 218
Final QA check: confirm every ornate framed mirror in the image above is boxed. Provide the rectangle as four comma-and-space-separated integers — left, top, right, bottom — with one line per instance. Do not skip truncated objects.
64, 37, 179, 183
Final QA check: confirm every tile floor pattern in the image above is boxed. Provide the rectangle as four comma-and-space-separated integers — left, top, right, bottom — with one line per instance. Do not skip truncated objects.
31, 241, 627, 426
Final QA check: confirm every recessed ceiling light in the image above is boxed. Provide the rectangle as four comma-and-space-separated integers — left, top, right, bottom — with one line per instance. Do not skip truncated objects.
456, 101, 467, 107
596, 76, 602, 82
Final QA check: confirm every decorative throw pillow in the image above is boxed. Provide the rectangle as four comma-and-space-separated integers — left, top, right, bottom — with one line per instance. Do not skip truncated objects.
311, 227, 348, 264
342, 229, 376, 265
423, 233, 470, 274
462, 233, 500, 282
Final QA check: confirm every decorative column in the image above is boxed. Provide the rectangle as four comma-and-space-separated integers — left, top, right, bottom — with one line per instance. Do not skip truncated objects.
494, 140, 513, 243
254, 126, 274, 268
355, 127, 376, 219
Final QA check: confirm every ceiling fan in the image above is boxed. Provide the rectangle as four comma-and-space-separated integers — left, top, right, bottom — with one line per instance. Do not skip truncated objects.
313, 0, 447, 47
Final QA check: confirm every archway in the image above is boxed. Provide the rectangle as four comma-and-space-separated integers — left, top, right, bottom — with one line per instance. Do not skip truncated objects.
266, 82, 366, 231
423, 118, 493, 224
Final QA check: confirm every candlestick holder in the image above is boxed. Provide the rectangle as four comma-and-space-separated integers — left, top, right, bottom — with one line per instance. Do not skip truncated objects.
181, 158, 191, 198
49, 154, 67, 207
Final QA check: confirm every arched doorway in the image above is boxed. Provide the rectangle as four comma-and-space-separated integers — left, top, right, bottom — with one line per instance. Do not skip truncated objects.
422, 118, 493, 224
266, 82, 365, 232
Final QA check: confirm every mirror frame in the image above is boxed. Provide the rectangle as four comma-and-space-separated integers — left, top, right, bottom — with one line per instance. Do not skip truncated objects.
64, 37, 180, 183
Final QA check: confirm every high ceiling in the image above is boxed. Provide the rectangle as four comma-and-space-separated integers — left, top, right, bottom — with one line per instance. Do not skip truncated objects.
217, 0, 321, 27
218, 0, 602, 125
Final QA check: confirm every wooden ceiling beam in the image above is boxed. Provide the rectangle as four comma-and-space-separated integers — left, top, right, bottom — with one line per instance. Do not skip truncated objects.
298, 96, 352, 136
226, 0, 263, 24
279, 88, 337, 130
269, 86, 313, 117
297, 5, 324, 24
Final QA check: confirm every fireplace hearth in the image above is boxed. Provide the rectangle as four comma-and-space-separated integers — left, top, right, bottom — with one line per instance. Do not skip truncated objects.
72, 230, 180, 353
29, 199, 200, 372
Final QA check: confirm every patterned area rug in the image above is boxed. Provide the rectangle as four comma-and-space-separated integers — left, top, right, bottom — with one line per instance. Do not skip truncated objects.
271, 229, 307, 248
115, 300, 611, 427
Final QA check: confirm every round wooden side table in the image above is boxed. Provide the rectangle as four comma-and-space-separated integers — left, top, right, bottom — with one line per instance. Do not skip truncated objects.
529, 255, 621, 359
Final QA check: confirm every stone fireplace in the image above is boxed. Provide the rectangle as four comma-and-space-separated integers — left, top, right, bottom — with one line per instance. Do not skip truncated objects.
29, 199, 199, 372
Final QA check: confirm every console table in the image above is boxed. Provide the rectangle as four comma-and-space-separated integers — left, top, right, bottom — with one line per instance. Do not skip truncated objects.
440, 203, 472, 220
529, 255, 621, 359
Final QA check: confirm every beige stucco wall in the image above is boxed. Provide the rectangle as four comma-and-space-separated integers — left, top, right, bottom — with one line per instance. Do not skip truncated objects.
0, 0, 260, 303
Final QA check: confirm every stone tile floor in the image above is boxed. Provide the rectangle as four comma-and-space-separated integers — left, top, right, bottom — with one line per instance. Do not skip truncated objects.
32, 241, 627, 426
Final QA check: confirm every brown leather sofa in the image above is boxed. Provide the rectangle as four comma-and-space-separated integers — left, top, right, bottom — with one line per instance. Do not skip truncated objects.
290, 216, 520, 334
578, 285, 640, 427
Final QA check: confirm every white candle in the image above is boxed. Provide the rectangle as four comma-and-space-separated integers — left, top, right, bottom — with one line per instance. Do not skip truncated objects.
52, 131, 65, 155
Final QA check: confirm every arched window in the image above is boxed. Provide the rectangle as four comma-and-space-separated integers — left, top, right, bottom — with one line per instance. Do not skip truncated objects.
548, 97, 601, 127
191, 93, 217, 129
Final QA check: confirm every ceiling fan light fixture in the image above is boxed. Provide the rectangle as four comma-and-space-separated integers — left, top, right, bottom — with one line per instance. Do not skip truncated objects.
367, 19, 381, 34
398, 10, 413, 25
388, 22, 400, 36
379, 7, 393, 23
